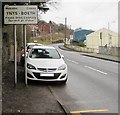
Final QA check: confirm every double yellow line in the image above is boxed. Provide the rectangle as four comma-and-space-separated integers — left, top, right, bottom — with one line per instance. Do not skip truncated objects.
71, 109, 109, 115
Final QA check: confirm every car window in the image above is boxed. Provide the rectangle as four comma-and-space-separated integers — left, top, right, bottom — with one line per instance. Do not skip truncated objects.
29, 48, 61, 59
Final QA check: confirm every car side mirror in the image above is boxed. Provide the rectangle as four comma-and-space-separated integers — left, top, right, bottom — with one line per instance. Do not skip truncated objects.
61, 55, 64, 59
26, 52, 28, 58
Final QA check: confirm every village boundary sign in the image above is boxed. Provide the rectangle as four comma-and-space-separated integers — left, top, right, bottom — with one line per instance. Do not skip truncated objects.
4, 4, 38, 85
4, 5, 38, 24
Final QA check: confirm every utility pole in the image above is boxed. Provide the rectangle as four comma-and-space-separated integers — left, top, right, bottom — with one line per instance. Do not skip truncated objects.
65, 17, 67, 44
49, 21, 52, 42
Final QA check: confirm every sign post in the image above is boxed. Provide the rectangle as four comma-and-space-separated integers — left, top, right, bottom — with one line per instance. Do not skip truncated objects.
24, 25, 27, 85
4, 5, 38, 86
14, 25, 17, 86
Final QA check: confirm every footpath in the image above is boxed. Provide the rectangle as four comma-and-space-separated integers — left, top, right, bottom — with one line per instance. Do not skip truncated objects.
59, 45, 120, 63
2, 62, 65, 114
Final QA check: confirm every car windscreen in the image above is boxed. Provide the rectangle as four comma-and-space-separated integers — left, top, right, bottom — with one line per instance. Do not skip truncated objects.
27, 44, 42, 51
27, 45, 35, 50
29, 48, 61, 59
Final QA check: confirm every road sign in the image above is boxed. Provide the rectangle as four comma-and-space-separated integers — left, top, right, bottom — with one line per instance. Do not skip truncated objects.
4, 5, 38, 24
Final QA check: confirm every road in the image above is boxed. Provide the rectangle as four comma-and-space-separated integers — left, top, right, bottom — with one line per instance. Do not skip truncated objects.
2, 43, 118, 114
50, 43, 118, 114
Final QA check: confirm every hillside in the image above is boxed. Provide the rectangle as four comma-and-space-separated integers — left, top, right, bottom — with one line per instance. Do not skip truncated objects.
28, 20, 74, 44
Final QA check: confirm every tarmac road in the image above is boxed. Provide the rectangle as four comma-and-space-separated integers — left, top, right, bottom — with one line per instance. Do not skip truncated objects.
50, 43, 118, 114
2, 43, 119, 114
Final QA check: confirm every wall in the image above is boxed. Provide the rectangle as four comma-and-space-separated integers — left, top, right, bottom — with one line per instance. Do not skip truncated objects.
66, 44, 120, 56
99, 46, 120, 56
65, 44, 98, 53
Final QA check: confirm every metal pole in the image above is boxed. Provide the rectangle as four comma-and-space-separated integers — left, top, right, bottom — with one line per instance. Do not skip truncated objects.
24, 25, 27, 85
14, 25, 17, 86
108, 22, 110, 47
21, 25, 24, 47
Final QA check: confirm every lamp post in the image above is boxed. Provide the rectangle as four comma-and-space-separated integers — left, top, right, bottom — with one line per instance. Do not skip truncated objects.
108, 22, 111, 47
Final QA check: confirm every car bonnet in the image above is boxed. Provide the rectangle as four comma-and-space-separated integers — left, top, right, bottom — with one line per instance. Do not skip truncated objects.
27, 58, 66, 68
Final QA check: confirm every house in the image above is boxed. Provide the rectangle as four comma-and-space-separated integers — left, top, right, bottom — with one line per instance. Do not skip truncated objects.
73, 28, 94, 42
86, 28, 119, 53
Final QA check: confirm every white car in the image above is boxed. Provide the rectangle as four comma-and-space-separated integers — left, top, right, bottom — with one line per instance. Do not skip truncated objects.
26, 45, 68, 83
20, 43, 43, 66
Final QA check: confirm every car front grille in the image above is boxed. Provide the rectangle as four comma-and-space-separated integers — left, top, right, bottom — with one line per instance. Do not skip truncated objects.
37, 68, 57, 72
33, 72, 61, 79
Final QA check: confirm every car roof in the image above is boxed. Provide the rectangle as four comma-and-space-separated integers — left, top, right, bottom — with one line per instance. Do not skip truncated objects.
32, 45, 55, 49
27, 43, 43, 46
27, 43, 37, 45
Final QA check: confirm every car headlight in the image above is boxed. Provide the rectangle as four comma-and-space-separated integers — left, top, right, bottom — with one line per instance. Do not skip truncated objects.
27, 63, 36, 70
58, 64, 66, 70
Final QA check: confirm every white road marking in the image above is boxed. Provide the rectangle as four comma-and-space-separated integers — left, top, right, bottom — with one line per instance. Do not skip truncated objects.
67, 59, 79, 64
85, 65, 108, 75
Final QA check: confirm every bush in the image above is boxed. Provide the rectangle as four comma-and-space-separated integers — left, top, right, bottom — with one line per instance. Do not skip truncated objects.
78, 42, 85, 47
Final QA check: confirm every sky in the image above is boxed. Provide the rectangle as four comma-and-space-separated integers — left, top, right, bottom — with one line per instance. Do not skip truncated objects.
40, 0, 119, 33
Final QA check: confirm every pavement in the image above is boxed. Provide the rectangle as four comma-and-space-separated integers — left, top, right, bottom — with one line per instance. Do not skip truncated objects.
58, 45, 120, 63
2, 62, 66, 114
0, 48, 2, 115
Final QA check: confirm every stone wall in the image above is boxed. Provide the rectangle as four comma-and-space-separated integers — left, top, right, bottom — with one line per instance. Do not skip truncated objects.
65, 44, 120, 57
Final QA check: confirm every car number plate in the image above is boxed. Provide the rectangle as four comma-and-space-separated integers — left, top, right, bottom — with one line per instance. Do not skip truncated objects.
40, 73, 54, 77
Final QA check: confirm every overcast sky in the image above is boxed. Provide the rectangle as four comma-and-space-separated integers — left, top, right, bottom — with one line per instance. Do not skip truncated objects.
41, 0, 119, 33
